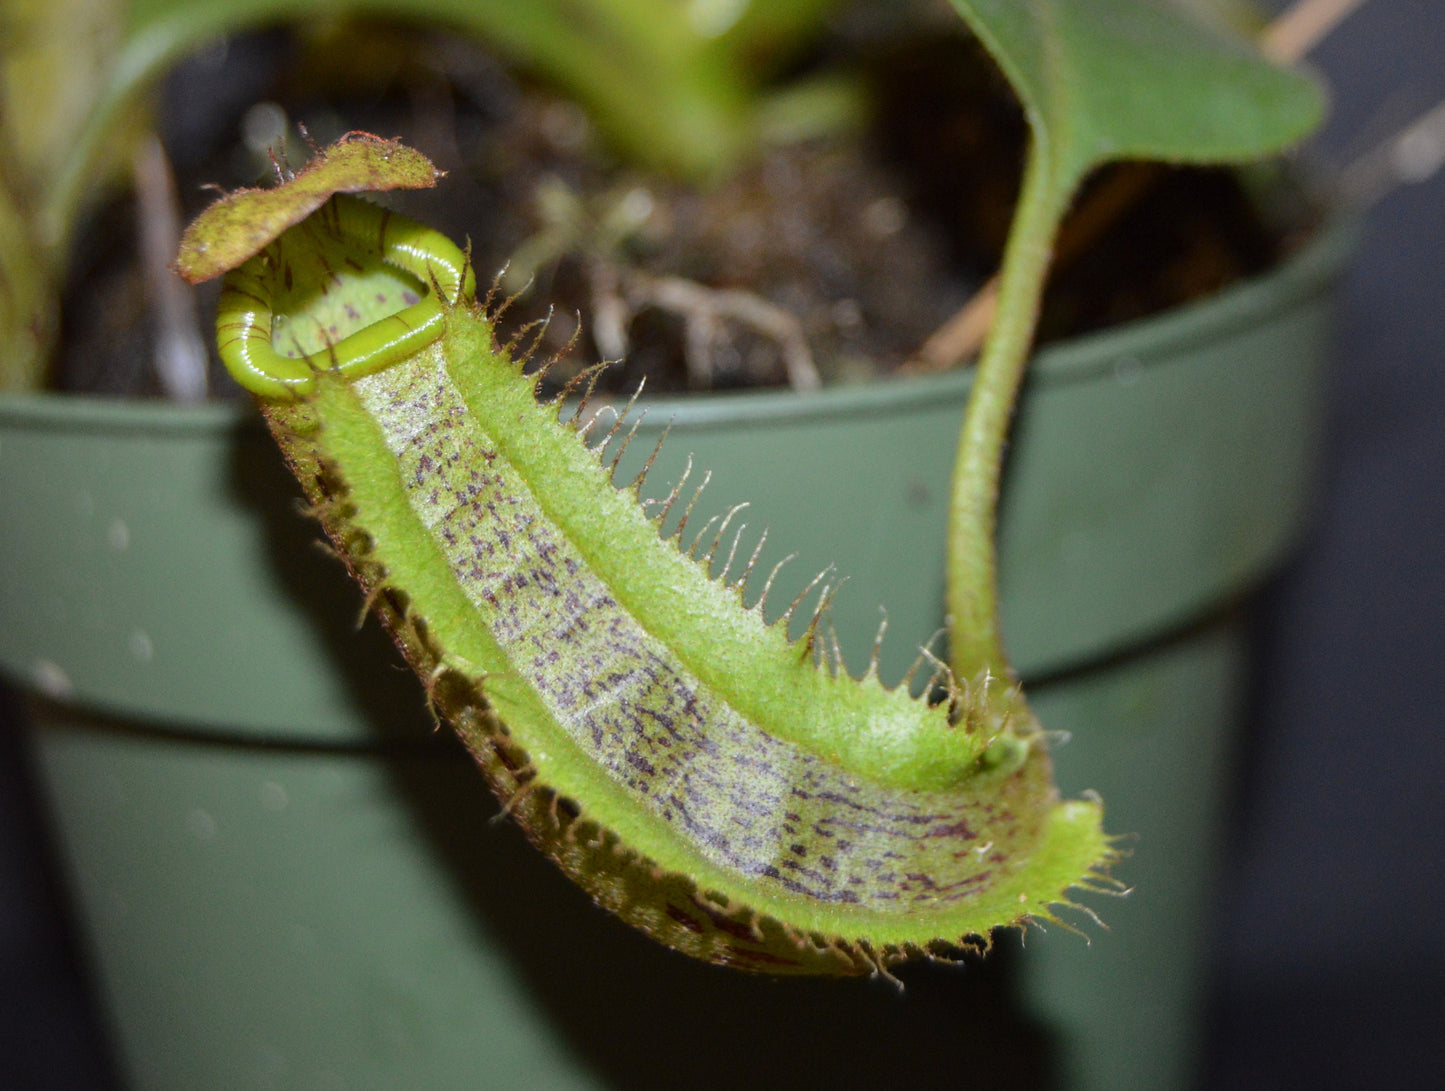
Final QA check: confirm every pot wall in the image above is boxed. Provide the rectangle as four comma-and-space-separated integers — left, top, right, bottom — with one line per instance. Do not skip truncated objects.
0, 217, 1353, 1089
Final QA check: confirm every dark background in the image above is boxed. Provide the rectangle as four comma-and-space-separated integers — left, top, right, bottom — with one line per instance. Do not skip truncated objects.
1201, 1, 1445, 1087
3, 2, 1442, 1087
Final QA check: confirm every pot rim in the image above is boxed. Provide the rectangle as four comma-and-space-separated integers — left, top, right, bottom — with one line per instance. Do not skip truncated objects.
0, 211, 1357, 436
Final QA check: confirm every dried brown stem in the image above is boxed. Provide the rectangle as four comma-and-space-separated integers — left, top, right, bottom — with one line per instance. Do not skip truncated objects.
1261, 0, 1368, 64
133, 134, 208, 402
593, 263, 822, 391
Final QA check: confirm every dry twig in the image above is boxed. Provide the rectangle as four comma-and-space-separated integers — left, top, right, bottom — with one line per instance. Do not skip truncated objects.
590, 262, 822, 391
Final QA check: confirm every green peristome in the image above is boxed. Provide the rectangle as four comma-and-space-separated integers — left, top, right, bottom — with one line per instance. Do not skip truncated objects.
213, 195, 473, 398
221, 194, 1111, 973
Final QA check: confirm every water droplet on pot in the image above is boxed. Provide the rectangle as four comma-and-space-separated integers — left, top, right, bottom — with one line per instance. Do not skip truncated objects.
107, 518, 129, 551
32, 659, 73, 699
259, 781, 289, 812
129, 629, 153, 663
186, 808, 218, 842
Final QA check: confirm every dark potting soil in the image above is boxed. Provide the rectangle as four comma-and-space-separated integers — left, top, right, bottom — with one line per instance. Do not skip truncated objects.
51, 22, 1312, 400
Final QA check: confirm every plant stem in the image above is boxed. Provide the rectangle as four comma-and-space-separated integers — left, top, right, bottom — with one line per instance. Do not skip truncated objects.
946, 140, 1074, 684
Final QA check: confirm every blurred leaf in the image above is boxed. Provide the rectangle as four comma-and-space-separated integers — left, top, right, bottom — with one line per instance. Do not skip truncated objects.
0, 0, 134, 390
1, 0, 127, 196
0, 179, 53, 389
1, 0, 778, 388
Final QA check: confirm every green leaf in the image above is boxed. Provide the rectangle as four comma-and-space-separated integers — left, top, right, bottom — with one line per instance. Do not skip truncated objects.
941, 0, 1326, 683
947, 0, 1325, 189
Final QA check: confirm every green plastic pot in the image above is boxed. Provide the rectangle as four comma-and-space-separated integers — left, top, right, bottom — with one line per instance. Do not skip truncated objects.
0, 216, 1352, 1090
